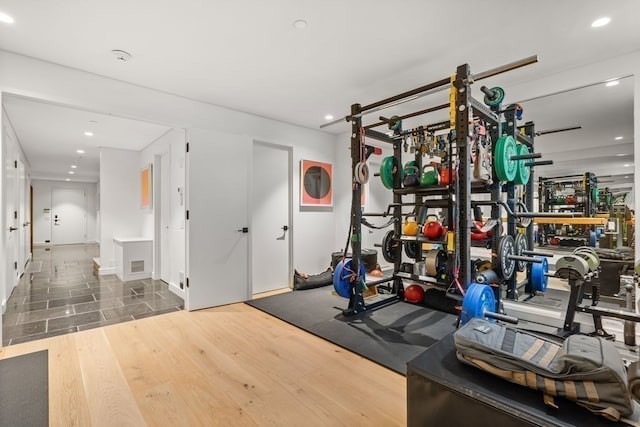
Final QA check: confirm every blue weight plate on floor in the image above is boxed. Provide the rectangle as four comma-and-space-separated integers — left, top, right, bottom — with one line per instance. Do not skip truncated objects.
333, 259, 365, 298
589, 231, 597, 247
531, 257, 548, 293
461, 283, 496, 325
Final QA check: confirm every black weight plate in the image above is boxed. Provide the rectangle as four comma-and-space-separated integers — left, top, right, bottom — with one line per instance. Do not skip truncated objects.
496, 235, 516, 281
404, 241, 418, 259
514, 233, 528, 272
381, 230, 396, 263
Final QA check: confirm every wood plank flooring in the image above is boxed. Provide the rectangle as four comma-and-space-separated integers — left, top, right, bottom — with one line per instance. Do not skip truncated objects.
0, 303, 405, 426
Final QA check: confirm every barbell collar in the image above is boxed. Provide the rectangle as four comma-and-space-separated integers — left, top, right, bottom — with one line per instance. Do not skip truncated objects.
522, 250, 554, 258
510, 153, 541, 161
484, 311, 519, 324
508, 255, 543, 264
525, 160, 554, 167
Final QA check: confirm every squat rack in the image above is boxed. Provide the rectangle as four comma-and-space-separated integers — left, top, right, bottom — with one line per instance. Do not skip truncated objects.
341, 56, 541, 316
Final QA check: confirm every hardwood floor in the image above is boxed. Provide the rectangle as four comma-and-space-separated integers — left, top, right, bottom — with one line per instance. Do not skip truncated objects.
0, 303, 405, 426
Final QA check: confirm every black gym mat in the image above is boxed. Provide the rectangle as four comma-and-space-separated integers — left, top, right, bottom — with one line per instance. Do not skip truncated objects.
245, 288, 457, 375
0, 350, 48, 427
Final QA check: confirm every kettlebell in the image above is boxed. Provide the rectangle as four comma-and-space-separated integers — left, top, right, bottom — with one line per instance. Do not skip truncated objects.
420, 164, 440, 187
439, 166, 455, 186
423, 215, 444, 240
403, 215, 419, 236
403, 164, 420, 188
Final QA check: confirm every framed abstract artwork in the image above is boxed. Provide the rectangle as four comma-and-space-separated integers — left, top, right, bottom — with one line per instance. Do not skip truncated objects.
300, 159, 333, 207
141, 164, 152, 209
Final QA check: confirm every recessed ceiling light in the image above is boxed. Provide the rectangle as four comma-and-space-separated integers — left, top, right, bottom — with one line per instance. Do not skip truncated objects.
615, 136, 623, 140
71, 165, 77, 169
111, 49, 132, 62
605, 80, 619, 87
0, 11, 14, 24
65, 178, 71, 182
625, 176, 629, 179
68, 171, 75, 174
76, 149, 85, 154
623, 164, 632, 167
325, 114, 334, 121
616, 154, 626, 157
293, 19, 307, 29
591, 17, 611, 28
84, 131, 94, 137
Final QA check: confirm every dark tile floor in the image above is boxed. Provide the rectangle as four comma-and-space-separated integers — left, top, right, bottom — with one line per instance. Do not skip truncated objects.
2, 243, 184, 346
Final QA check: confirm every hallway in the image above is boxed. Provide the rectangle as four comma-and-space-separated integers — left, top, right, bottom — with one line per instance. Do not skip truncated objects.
2, 243, 183, 346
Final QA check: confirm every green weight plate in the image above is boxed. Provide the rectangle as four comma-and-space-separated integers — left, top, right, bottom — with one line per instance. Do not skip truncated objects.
592, 187, 600, 202
380, 156, 398, 189
513, 144, 531, 185
484, 87, 505, 108
495, 136, 517, 182
496, 235, 516, 281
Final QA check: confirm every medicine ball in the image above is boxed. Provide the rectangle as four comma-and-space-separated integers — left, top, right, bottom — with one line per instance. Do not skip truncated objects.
404, 284, 425, 304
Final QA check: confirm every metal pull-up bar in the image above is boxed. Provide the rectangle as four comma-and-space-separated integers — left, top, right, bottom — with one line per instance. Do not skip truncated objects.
320, 55, 539, 129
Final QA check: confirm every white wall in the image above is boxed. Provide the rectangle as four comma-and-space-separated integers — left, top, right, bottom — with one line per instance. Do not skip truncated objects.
99, 148, 143, 273
31, 179, 97, 244
140, 129, 186, 295
0, 50, 340, 277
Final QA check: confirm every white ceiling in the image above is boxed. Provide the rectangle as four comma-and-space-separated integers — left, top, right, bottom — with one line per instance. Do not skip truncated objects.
2, 96, 171, 182
0, 0, 637, 190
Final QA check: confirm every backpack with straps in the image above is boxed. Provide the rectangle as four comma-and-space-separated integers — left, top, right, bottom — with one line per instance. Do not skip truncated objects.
454, 318, 634, 423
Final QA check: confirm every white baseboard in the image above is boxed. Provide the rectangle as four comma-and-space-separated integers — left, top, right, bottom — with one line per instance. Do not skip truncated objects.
98, 266, 116, 276
169, 282, 185, 299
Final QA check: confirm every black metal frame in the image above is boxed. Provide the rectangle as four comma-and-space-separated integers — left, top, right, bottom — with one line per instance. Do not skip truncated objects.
342, 59, 543, 317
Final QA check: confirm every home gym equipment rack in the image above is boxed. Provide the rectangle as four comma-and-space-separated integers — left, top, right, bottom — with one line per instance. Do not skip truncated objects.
340, 56, 560, 317
537, 173, 600, 247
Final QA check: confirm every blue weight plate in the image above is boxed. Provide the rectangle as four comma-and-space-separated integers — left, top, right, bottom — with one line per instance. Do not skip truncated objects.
333, 259, 365, 298
589, 231, 597, 247
461, 283, 496, 325
531, 257, 548, 293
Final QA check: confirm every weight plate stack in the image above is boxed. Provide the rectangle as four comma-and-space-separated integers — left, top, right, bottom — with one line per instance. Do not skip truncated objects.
381, 230, 396, 263
496, 235, 516, 281
494, 136, 518, 182
513, 144, 531, 185
514, 233, 528, 272
530, 257, 548, 292
461, 283, 496, 325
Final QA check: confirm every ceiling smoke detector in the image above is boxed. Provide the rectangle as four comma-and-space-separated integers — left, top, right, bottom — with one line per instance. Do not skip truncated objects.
111, 49, 132, 62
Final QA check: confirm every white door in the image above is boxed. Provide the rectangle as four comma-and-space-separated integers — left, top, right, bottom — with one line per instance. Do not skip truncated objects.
52, 188, 87, 245
4, 135, 18, 292
186, 129, 249, 310
160, 151, 171, 283
17, 160, 26, 274
366, 159, 394, 269
251, 142, 291, 294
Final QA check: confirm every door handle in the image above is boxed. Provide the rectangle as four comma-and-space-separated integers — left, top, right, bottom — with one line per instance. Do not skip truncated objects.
236, 227, 249, 233
277, 225, 289, 240
9, 227, 18, 232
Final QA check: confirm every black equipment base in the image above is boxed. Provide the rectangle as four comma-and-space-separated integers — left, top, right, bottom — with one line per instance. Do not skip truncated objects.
407, 333, 637, 427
